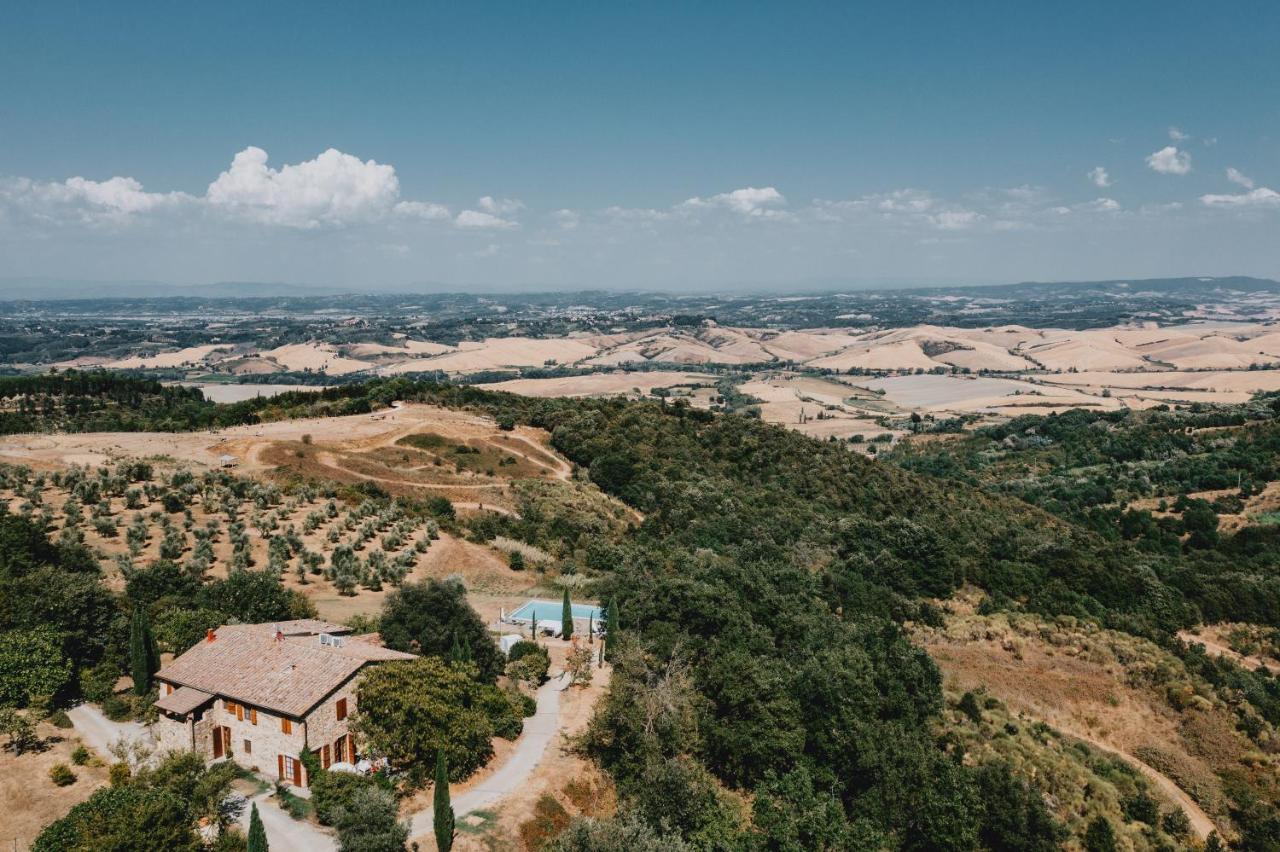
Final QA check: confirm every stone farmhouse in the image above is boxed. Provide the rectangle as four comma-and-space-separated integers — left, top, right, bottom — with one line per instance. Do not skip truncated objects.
153, 619, 414, 787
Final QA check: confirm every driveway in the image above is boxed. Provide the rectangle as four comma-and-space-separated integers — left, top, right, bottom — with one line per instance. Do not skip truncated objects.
238, 792, 338, 852
66, 703, 153, 758
409, 679, 563, 836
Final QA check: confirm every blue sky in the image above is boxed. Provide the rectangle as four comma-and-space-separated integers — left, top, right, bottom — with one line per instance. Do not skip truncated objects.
1, 1, 1277, 290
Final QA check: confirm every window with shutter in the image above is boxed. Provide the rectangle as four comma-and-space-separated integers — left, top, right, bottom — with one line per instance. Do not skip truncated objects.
281, 717, 292, 734
336, 698, 347, 721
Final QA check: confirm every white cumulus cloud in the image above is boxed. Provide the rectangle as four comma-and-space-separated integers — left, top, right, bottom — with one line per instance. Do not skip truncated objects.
682, 186, 788, 217
477, 196, 525, 216
393, 200, 452, 221
552, 209, 580, 230
1146, 146, 1191, 175
1201, 187, 1280, 207
206, 147, 405, 228
1088, 166, 1111, 188
455, 209, 518, 230
931, 209, 982, 230
1226, 167, 1255, 189
1079, 197, 1121, 213
0, 174, 191, 223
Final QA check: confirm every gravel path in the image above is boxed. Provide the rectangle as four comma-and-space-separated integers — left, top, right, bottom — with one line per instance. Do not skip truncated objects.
409, 679, 563, 837
238, 792, 338, 852
66, 703, 153, 758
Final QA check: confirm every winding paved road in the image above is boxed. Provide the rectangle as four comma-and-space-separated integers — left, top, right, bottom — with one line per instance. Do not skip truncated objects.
409, 679, 563, 837
237, 793, 338, 852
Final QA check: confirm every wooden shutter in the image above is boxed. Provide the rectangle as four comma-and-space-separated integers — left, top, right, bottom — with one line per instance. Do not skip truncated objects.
250, 708, 257, 725
277, 754, 284, 779
281, 717, 292, 734
336, 698, 347, 721
236, 704, 244, 722
322, 745, 331, 768
293, 757, 302, 786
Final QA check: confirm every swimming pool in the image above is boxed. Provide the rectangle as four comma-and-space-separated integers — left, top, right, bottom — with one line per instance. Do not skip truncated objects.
508, 600, 603, 623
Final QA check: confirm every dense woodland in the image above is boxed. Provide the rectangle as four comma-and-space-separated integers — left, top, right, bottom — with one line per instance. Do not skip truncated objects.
4, 372, 1280, 849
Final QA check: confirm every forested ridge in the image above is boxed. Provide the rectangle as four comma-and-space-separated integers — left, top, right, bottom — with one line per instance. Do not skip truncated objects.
0, 371, 382, 434
890, 398, 1280, 627
5, 372, 1280, 848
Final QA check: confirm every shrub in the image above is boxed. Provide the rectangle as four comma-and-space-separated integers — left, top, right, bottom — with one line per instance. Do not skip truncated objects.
1083, 817, 1116, 852
0, 707, 40, 754
311, 769, 380, 826
1162, 808, 1191, 838
49, 763, 77, 786
71, 744, 91, 765
80, 660, 123, 704
519, 794, 571, 851
549, 816, 693, 851
958, 691, 984, 725
507, 641, 550, 687
332, 786, 408, 852
109, 762, 131, 787
49, 709, 73, 729
102, 694, 132, 721
1122, 790, 1160, 826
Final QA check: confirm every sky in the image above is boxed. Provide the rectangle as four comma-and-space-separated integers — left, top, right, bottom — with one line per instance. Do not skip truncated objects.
1, 1, 1278, 292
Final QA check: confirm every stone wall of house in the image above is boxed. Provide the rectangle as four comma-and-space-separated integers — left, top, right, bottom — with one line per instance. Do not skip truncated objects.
303, 672, 362, 766
153, 714, 193, 756
190, 698, 309, 782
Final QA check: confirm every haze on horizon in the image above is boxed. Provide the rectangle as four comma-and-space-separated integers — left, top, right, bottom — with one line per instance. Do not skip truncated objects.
1, 1, 1277, 292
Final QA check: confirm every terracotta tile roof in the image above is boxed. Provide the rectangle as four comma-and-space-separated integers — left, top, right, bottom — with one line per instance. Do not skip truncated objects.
155, 685, 214, 715
272, 619, 350, 636
155, 623, 414, 717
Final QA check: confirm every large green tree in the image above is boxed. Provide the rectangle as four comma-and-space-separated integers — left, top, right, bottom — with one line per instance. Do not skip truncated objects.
378, 579, 503, 682
0, 627, 73, 706
353, 657, 521, 785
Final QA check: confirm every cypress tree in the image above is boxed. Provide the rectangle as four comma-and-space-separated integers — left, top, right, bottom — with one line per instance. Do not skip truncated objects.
129, 608, 157, 695
561, 588, 574, 642
247, 802, 268, 852
434, 750, 455, 852
604, 598, 619, 660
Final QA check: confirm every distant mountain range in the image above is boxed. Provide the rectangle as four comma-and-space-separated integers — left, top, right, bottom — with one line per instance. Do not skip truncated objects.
1, 275, 1278, 302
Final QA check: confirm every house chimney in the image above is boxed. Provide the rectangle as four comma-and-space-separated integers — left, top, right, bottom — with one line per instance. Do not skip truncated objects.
206, 628, 216, 643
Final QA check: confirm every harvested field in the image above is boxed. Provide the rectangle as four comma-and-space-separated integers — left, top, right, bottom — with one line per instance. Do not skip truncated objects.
477, 370, 717, 398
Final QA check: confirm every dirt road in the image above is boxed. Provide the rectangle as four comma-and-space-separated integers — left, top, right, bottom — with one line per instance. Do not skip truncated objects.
1061, 727, 1217, 841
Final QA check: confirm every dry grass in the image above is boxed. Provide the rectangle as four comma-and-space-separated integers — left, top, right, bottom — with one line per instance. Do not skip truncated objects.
917, 596, 1280, 842
0, 720, 111, 850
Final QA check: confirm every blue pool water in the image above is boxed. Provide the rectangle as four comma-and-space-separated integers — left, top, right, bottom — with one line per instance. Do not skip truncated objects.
509, 600, 603, 623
